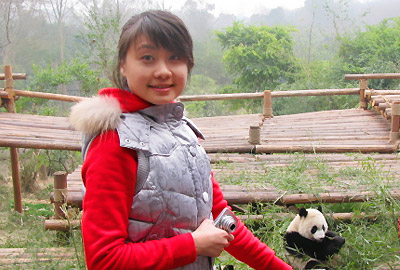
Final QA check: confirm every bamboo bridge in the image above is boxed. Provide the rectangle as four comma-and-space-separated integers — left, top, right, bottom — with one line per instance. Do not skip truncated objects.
1, 65, 400, 222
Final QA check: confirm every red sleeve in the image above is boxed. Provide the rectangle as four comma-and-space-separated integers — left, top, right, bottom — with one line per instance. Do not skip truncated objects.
211, 173, 293, 270
81, 130, 197, 270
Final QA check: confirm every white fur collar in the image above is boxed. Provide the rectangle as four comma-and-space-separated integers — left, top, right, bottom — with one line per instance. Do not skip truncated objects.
69, 95, 122, 135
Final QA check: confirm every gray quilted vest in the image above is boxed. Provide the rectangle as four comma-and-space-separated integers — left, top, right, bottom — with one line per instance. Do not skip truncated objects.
84, 102, 214, 269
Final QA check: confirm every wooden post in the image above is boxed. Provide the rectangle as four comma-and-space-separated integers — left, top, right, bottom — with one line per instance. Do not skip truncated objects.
390, 101, 400, 142
53, 171, 68, 219
52, 171, 71, 243
263, 90, 273, 117
4, 65, 23, 213
248, 126, 261, 145
359, 79, 368, 110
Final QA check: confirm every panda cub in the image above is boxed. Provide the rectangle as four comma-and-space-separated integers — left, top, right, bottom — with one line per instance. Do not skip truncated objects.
284, 206, 345, 267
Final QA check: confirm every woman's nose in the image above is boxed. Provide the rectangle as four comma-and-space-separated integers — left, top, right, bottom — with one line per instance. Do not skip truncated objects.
154, 61, 172, 79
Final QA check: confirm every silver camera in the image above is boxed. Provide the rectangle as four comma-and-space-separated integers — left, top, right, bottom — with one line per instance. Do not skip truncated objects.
214, 208, 238, 233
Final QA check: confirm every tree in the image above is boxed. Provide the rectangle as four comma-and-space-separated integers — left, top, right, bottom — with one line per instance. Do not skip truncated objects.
0, 0, 13, 50
338, 17, 400, 89
76, 0, 123, 82
215, 22, 300, 92
44, 0, 72, 64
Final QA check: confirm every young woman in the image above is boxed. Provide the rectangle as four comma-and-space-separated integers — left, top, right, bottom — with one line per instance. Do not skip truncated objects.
70, 10, 292, 270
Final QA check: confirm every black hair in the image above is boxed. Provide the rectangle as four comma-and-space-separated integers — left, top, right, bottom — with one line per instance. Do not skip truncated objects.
113, 10, 194, 89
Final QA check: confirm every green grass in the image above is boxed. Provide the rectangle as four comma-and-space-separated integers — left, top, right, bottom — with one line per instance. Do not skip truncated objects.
1, 153, 400, 269
0, 178, 85, 269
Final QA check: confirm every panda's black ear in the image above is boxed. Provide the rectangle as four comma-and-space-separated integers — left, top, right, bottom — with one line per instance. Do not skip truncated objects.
299, 208, 308, 217
317, 205, 323, 213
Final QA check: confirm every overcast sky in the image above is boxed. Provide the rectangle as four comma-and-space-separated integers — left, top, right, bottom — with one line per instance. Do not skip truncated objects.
163, 0, 372, 17
205, 0, 306, 16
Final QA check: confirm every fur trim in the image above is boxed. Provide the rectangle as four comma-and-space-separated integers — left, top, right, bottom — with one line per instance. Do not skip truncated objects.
69, 95, 122, 135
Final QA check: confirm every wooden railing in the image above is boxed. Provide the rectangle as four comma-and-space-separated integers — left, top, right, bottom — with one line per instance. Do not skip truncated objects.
345, 73, 400, 142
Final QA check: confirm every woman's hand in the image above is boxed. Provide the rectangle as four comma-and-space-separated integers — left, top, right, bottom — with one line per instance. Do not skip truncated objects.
191, 219, 235, 257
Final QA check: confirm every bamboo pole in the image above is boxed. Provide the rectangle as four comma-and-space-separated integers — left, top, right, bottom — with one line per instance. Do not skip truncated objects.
0, 138, 81, 151
4, 66, 23, 213
263, 90, 273, 117
238, 212, 381, 221
0, 73, 27, 80
0, 88, 86, 102
1, 88, 361, 103
368, 89, 400, 95
177, 88, 360, 102
254, 144, 396, 154
44, 219, 80, 231
271, 88, 360, 97
345, 73, 400, 80
224, 191, 381, 205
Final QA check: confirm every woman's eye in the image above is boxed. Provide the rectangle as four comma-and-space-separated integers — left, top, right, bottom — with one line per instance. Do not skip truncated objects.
142, 55, 153, 61
170, 55, 181, 61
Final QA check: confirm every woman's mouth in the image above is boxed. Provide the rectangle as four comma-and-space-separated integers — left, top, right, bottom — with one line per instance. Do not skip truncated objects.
150, 84, 173, 92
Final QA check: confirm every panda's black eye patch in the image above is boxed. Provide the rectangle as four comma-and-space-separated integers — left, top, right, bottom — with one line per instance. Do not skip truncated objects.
311, 226, 317, 234
322, 225, 326, 231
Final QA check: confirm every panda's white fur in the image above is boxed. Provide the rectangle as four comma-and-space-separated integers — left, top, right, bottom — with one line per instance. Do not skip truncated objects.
286, 208, 328, 242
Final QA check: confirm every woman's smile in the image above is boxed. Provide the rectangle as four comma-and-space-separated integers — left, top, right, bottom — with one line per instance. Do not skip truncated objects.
120, 35, 188, 105
150, 84, 174, 92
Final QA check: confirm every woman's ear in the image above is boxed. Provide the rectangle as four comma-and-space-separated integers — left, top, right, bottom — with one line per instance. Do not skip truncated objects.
120, 61, 126, 76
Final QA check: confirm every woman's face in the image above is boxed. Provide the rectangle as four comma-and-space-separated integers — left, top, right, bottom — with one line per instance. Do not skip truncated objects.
120, 35, 188, 105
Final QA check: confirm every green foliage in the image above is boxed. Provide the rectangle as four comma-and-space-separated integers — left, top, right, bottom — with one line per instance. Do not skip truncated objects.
16, 58, 109, 115
184, 75, 236, 117
216, 22, 300, 91
28, 58, 109, 96
272, 95, 359, 116
338, 17, 400, 89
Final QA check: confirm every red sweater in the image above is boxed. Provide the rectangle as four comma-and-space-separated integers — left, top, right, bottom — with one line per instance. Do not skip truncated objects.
81, 88, 292, 269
